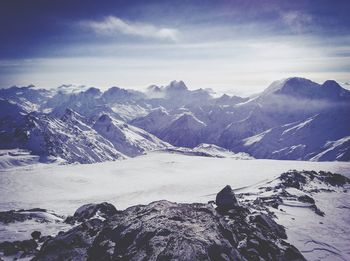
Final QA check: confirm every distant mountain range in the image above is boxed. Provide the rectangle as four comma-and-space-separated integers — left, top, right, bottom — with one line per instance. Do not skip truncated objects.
0, 77, 349, 163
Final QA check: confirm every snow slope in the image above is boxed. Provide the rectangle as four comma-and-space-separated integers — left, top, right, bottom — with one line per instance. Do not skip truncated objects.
237, 108, 350, 161
0, 149, 41, 169
1, 152, 349, 213
93, 114, 169, 156
0, 109, 126, 164
1, 153, 349, 260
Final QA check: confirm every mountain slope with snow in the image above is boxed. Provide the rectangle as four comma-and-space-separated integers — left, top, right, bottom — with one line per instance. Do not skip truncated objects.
1, 77, 349, 162
237, 108, 350, 160
93, 114, 169, 156
159, 112, 207, 148
1, 152, 349, 260
0, 108, 126, 164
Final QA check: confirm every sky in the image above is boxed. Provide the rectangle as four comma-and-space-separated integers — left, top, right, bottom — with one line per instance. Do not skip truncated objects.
0, 0, 350, 95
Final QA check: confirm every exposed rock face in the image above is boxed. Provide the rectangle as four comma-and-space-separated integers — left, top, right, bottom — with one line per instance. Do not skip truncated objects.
65, 202, 118, 224
0, 208, 63, 224
249, 170, 350, 217
215, 185, 239, 211
0, 239, 37, 257
33, 219, 104, 261
33, 199, 305, 261
278, 170, 350, 191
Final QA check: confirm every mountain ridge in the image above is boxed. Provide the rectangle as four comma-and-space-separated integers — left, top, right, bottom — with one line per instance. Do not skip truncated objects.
1, 77, 349, 163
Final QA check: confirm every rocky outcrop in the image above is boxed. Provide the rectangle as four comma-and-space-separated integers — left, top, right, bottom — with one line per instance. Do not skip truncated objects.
65, 202, 118, 224
248, 170, 350, 216
0, 208, 63, 224
0, 239, 38, 257
31, 193, 305, 261
2, 170, 347, 260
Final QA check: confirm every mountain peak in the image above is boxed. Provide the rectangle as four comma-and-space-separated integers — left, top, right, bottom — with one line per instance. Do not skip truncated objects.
147, 85, 162, 92
260, 77, 350, 102
173, 113, 206, 129
322, 80, 341, 89
61, 108, 87, 125
166, 80, 188, 92
85, 87, 101, 95
97, 114, 113, 123
56, 84, 89, 94
262, 77, 319, 97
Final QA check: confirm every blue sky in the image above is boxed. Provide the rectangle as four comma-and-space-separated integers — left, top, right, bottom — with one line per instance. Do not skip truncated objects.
0, 0, 349, 94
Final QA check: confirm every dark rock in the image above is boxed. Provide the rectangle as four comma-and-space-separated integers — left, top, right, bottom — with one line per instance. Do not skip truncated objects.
34, 200, 305, 261
279, 170, 349, 191
280, 171, 307, 189
0, 241, 18, 256
0, 210, 29, 224
313, 206, 325, 217
297, 195, 315, 204
216, 185, 239, 211
65, 202, 118, 224
283, 244, 306, 260
33, 218, 104, 261
254, 195, 283, 209
31, 231, 41, 240
0, 239, 37, 257
38, 235, 52, 244
19, 239, 38, 253
319, 172, 350, 186
250, 213, 287, 239
0, 208, 61, 224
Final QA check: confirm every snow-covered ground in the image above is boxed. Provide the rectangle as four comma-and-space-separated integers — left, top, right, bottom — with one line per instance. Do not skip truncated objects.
275, 192, 350, 261
1, 152, 349, 213
1, 152, 349, 260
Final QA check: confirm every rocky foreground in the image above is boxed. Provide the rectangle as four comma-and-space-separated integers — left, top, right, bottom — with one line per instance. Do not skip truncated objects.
0, 170, 349, 261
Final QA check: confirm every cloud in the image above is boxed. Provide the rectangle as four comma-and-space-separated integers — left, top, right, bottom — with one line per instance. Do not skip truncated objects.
83, 16, 178, 41
281, 11, 313, 33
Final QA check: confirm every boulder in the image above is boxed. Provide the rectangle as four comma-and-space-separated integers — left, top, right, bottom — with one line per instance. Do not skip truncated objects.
31, 231, 41, 240
65, 202, 118, 224
216, 185, 239, 211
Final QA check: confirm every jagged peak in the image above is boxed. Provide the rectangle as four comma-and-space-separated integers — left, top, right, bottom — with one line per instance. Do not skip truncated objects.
61, 108, 86, 122
147, 85, 162, 92
62, 108, 84, 117
84, 87, 101, 95
150, 107, 169, 116
220, 94, 231, 99
166, 80, 188, 91
174, 112, 206, 127
97, 114, 113, 123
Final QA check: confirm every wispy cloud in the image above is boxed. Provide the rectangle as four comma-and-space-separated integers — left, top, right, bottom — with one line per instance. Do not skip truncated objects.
281, 11, 313, 33
82, 16, 178, 41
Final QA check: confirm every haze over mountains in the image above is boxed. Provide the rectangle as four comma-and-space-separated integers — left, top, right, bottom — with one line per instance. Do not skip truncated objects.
1, 77, 349, 163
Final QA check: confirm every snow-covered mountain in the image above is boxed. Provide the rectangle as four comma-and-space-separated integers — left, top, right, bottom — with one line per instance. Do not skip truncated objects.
159, 112, 207, 148
236, 108, 350, 161
262, 78, 350, 101
0, 101, 169, 163
165, 143, 253, 159
1, 77, 349, 163
0, 104, 125, 164
93, 114, 169, 156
